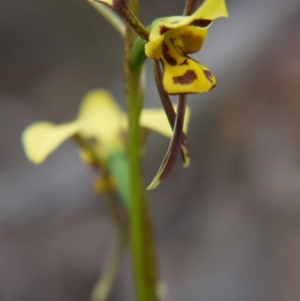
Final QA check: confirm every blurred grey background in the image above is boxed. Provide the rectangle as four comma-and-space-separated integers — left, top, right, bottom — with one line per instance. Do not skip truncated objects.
1, 0, 300, 300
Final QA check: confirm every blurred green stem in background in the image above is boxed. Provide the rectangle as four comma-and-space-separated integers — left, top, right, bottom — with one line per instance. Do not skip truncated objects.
91, 173, 128, 301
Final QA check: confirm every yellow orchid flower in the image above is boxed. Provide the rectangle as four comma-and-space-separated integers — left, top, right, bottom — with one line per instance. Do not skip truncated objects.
22, 89, 190, 200
145, 0, 228, 95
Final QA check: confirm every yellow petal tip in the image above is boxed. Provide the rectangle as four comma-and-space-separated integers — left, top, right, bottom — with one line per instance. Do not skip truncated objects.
146, 178, 160, 190
183, 158, 190, 168
181, 146, 190, 167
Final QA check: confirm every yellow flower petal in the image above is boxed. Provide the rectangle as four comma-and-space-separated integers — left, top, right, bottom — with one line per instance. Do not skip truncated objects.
192, 0, 228, 21
78, 89, 125, 159
22, 121, 80, 164
148, 16, 187, 42
140, 105, 190, 138
158, 32, 216, 94
168, 26, 207, 55
149, 0, 228, 40
145, 35, 164, 60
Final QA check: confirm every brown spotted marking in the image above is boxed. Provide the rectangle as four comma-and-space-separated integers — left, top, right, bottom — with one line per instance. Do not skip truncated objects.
173, 70, 197, 85
203, 70, 214, 83
191, 19, 212, 27
179, 59, 189, 66
162, 42, 177, 66
160, 26, 170, 35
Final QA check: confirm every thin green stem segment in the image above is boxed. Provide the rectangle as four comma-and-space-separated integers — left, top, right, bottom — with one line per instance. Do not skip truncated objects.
124, 0, 158, 300
91, 179, 128, 301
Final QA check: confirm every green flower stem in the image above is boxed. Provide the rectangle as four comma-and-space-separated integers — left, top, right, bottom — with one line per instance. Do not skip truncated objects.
128, 69, 158, 301
91, 230, 127, 301
124, 0, 159, 299
91, 180, 128, 301
72, 138, 129, 300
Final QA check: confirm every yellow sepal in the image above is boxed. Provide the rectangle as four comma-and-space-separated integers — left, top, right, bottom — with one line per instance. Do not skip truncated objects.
192, 0, 228, 20
140, 106, 190, 138
22, 121, 80, 164
145, 35, 164, 60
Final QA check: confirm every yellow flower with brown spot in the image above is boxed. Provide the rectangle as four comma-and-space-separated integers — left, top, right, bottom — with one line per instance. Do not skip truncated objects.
145, 0, 228, 95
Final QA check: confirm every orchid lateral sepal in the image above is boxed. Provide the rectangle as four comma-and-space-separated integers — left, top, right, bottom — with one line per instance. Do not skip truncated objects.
89, 2, 126, 36
147, 95, 187, 190
91, 0, 149, 41
152, 59, 190, 167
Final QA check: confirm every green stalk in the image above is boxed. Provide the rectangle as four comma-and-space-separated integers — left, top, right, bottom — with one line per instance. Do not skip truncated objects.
91, 177, 128, 301
124, 1, 158, 300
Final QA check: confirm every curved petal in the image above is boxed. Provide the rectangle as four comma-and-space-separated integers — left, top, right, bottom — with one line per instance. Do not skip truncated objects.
22, 121, 80, 164
140, 105, 190, 138
145, 35, 164, 60
162, 55, 216, 94
148, 16, 189, 42
147, 95, 186, 190
168, 26, 207, 54
148, 0, 227, 44
192, 0, 228, 21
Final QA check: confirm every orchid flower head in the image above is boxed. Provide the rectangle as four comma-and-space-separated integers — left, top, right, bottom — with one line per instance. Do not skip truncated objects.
145, 0, 228, 95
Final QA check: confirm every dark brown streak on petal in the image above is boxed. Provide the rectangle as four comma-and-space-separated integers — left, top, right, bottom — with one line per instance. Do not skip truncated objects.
203, 70, 214, 83
179, 59, 189, 66
191, 19, 212, 27
152, 60, 190, 165
173, 70, 197, 85
209, 83, 217, 91
158, 95, 186, 182
162, 42, 177, 66
160, 26, 170, 35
